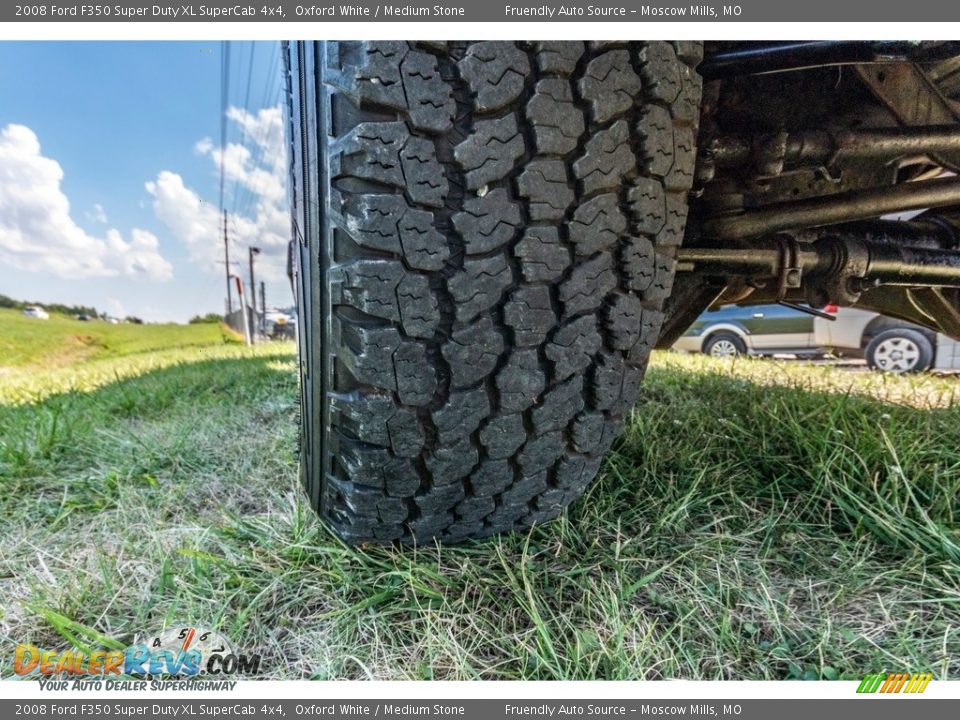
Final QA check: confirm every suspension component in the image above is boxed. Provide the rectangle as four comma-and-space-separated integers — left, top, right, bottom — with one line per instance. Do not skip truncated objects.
700, 125, 960, 177
699, 41, 960, 80
701, 176, 960, 240
678, 225, 960, 306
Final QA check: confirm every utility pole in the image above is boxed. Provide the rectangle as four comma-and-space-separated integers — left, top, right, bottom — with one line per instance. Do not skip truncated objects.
223, 209, 232, 315
260, 281, 266, 319
248, 246, 261, 344
234, 275, 252, 346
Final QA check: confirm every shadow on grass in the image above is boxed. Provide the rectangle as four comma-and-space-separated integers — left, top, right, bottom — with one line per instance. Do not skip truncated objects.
0, 350, 297, 482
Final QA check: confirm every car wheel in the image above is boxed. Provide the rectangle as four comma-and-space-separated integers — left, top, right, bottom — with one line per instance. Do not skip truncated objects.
286, 41, 703, 544
865, 328, 934, 373
704, 332, 746, 358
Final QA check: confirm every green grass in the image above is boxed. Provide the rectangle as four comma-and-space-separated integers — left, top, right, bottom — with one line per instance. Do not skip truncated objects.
0, 308, 239, 368
1, 343, 959, 680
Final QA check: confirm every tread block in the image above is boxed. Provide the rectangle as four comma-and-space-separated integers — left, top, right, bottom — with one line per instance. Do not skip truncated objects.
337, 194, 449, 271
394, 340, 437, 405
387, 408, 426, 457
333, 260, 438, 339
591, 351, 641, 411
432, 386, 491, 445
334, 42, 456, 134
334, 259, 403, 324
340, 325, 401, 393
415, 484, 466, 514
453, 188, 522, 254
442, 317, 505, 389
573, 120, 637, 194
501, 471, 550, 508
571, 411, 617, 455
628, 178, 693, 248
555, 452, 603, 494
332, 394, 424, 458
625, 242, 674, 301
459, 42, 531, 112
398, 274, 440, 338
517, 160, 574, 221
645, 252, 675, 302
425, 438, 479, 485
526, 79, 584, 156
332, 394, 392, 448
627, 308, 664, 366
479, 413, 526, 459
447, 254, 513, 323
515, 227, 570, 283
337, 443, 420, 496
547, 315, 602, 380
559, 251, 616, 317
454, 113, 526, 189
333, 122, 448, 208
605, 293, 644, 351
531, 375, 585, 434
496, 348, 546, 413
636, 105, 680, 182
628, 177, 666, 236
486, 503, 530, 528
456, 496, 496, 520
567, 194, 627, 257
327, 475, 410, 524
579, 49, 642, 125
469, 458, 514, 497
533, 41, 584, 75
504, 286, 555, 347
637, 42, 683, 105
408, 513, 455, 538
620, 236, 655, 293
517, 433, 565, 475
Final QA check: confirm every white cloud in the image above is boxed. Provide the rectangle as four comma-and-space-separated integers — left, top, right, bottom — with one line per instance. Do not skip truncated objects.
0, 124, 172, 281
88, 203, 108, 224
147, 105, 289, 286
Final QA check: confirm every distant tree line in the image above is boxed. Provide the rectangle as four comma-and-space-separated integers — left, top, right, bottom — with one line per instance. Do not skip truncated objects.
0, 292, 100, 318
0, 293, 145, 324
189, 313, 225, 324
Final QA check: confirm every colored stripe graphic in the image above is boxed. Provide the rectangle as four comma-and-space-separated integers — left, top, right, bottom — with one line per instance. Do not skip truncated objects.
857, 672, 932, 694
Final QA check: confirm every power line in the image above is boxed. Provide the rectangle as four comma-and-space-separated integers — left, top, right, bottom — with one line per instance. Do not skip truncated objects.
218, 40, 231, 219
231, 41, 257, 216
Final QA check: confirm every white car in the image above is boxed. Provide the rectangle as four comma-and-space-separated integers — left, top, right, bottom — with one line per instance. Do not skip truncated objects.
673, 303, 960, 373
22, 306, 49, 320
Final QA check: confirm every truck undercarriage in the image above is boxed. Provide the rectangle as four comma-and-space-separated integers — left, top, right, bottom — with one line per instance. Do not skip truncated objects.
662, 40, 960, 346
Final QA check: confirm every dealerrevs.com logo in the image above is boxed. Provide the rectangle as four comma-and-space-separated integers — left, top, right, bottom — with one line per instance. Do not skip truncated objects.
14, 626, 261, 690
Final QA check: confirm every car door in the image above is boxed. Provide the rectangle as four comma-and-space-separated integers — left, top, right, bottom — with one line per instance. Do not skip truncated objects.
740, 304, 815, 351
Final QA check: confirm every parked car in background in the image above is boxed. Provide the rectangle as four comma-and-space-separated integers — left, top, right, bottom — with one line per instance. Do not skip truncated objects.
22, 306, 49, 320
673, 303, 960, 373
264, 309, 295, 340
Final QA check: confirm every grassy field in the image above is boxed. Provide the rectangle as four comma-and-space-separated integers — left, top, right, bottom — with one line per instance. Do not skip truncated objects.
0, 308, 239, 368
1, 323, 959, 680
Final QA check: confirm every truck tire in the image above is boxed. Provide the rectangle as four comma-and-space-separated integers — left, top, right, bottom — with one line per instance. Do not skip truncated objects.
287, 41, 702, 544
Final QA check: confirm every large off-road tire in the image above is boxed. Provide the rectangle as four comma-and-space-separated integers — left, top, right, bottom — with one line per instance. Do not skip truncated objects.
286, 41, 702, 544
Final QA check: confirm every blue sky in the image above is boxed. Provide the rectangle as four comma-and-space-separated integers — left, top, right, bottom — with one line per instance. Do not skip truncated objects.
0, 41, 289, 322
